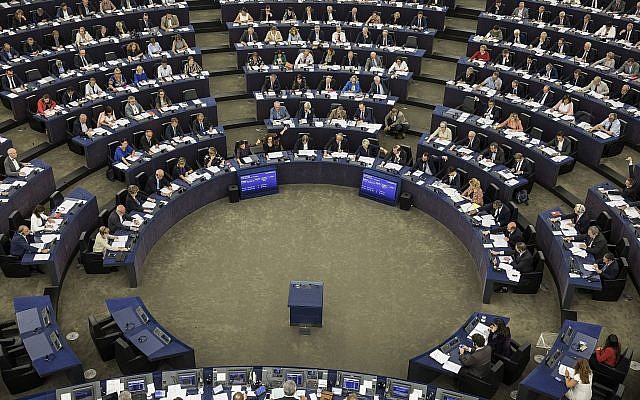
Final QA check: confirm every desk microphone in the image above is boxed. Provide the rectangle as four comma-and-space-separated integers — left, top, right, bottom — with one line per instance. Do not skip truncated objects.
125, 322, 135, 331
137, 335, 147, 343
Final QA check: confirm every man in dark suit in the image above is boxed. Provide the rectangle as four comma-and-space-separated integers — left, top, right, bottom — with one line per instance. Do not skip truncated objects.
78, 0, 95, 16
508, 242, 534, 273
532, 5, 548, 22
550, 38, 571, 56
539, 63, 558, 80
509, 29, 526, 44
22, 37, 42, 55
563, 68, 586, 87
593, 253, 620, 280
568, 226, 608, 260
121, 0, 137, 9
456, 67, 476, 85
317, 76, 338, 92
551, 11, 570, 26
444, 167, 461, 189
139, 13, 154, 31
352, 102, 373, 123
529, 32, 550, 50
503, 79, 524, 97
618, 156, 640, 201
511, 152, 532, 177
72, 113, 94, 137
4, 148, 24, 177
383, 144, 408, 166
457, 130, 482, 152
163, 117, 184, 140
481, 200, 511, 227
459, 334, 493, 379
546, 131, 572, 155
487, 222, 523, 249
615, 84, 636, 106
307, 25, 325, 42
575, 42, 596, 63
516, 56, 536, 74
413, 151, 441, 175
575, 15, 593, 32
74, 49, 94, 69
488, 0, 506, 15
493, 49, 513, 67
108, 205, 133, 232
191, 113, 208, 135
293, 134, 314, 153
341, 51, 359, 67
1, 68, 23, 91
61, 86, 80, 105
0, 43, 19, 62
145, 169, 172, 195
480, 142, 505, 164
324, 133, 347, 154
139, 130, 159, 152
368, 76, 388, 95
534, 85, 554, 107
240, 27, 258, 44
480, 100, 500, 122
410, 11, 427, 27
261, 74, 281, 93
376, 30, 395, 47
618, 23, 638, 42
10, 226, 50, 258
355, 27, 373, 44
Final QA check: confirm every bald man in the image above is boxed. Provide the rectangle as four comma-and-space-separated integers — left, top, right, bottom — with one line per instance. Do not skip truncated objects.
4, 148, 25, 177
485, 221, 523, 249
108, 205, 133, 232
10, 225, 50, 257
145, 169, 172, 195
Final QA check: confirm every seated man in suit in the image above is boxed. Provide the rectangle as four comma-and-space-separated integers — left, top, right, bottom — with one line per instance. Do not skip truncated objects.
383, 108, 408, 139
550, 203, 589, 235
457, 130, 481, 152
139, 13, 154, 31
530, 31, 551, 50
480, 200, 511, 227
509, 28, 526, 45
121, 0, 137, 10
593, 252, 620, 280
72, 113, 94, 138
145, 169, 173, 195
355, 138, 377, 158
539, 63, 558, 80
492, 242, 534, 292
551, 11, 570, 26
479, 142, 505, 164
410, 11, 427, 27
443, 167, 461, 189
261, 74, 281, 93
413, 151, 445, 175
511, 1, 529, 18
503, 79, 524, 97
382, 144, 407, 166
324, 133, 347, 154
4, 148, 26, 177
376, 30, 395, 47
78, 0, 95, 16
124, 96, 145, 118
364, 51, 383, 71
269, 101, 290, 122
139, 129, 159, 153
22, 37, 42, 56
485, 221, 523, 249
575, 14, 593, 32
191, 112, 209, 135
604, 0, 626, 13
74, 49, 94, 70
575, 41, 596, 63
341, 51, 360, 68
293, 134, 314, 153
456, 66, 476, 85
125, 184, 150, 212
546, 131, 572, 156
563, 68, 587, 87
510, 152, 532, 177
368, 75, 388, 95
550, 37, 571, 56
1, 68, 24, 91
307, 25, 325, 42
615, 84, 636, 106
532, 5, 548, 22
353, 102, 373, 123
533, 85, 554, 107
355, 27, 373, 45
164, 117, 185, 140
108, 205, 134, 233
479, 99, 500, 122
565, 225, 608, 260
516, 55, 536, 75
459, 334, 493, 379
615, 156, 640, 201
317, 75, 338, 92
618, 23, 638, 43
493, 49, 513, 67
617, 58, 640, 77
0, 43, 19, 63
296, 101, 315, 120
10, 225, 49, 258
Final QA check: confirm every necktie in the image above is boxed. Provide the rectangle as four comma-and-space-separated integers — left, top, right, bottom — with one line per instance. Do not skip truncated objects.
627, 31, 631, 41
515, 36, 519, 43
377, 84, 381, 94
383, 38, 387, 46
542, 93, 547, 104
584, 23, 588, 31
361, 111, 364, 120
200, 122, 203, 131
9, 76, 15, 88
513, 87, 517, 94
326, 83, 330, 90
517, 161, 521, 171
157, 179, 161, 190
82, 56, 87, 66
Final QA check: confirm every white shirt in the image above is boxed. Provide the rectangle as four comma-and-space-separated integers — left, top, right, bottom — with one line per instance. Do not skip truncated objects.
75, 32, 93, 47
565, 372, 592, 400
85, 82, 103, 96
295, 53, 314, 66
594, 25, 616, 38
148, 42, 162, 55
388, 61, 408, 74
331, 31, 346, 43
30, 213, 48, 233
157, 64, 173, 78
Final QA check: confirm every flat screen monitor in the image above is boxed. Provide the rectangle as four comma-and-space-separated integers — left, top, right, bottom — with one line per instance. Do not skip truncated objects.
238, 167, 278, 199
342, 378, 360, 391
72, 387, 94, 400
286, 373, 303, 386
127, 379, 146, 393
178, 373, 197, 388
229, 371, 247, 385
359, 169, 401, 205
562, 326, 574, 345
441, 394, 461, 400
391, 384, 410, 398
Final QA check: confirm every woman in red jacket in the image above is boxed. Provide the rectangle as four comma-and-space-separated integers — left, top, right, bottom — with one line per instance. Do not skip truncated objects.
469, 44, 491, 62
37, 94, 57, 114
595, 334, 621, 367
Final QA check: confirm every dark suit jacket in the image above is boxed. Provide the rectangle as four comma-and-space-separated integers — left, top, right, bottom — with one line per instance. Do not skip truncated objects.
120, 0, 137, 8
4, 156, 21, 176
107, 210, 132, 232
341, 55, 360, 67
535, 90, 555, 107
481, 148, 505, 164
78, 3, 95, 16
1, 74, 23, 91
503, 84, 525, 97
145, 176, 171, 194
0, 48, 19, 62
598, 260, 620, 280
483, 205, 511, 226
546, 137, 572, 155
551, 16, 570, 26
617, 90, 636, 106
293, 137, 314, 152
517, 60, 537, 74
355, 33, 373, 44
493, 54, 513, 67
261, 78, 281, 92
10, 233, 36, 257
574, 20, 593, 32
376, 35, 395, 46
384, 150, 408, 165
191, 119, 208, 134
413, 157, 439, 174
139, 135, 159, 152
618, 29, 639, 43
460, 346, 492, 378
538, 66, 559, 79
296, 109, 316, 120
550, 43, 572, 56
511, 158, 533, 176
491, 226, 524, 248
22, 42, 42, 54
72, 119, 94, 137
163, 124, 184, 140
513, 249, 534, 273
444, 173, 461, 189
563, 73, 586, 87
530, 37, 550, 50
74, 53, 94, 69
457, 72, 477, 85
575, 233, 608, 259
125, 192, 146, 212
575, 48, 596, 63
317, 79, 338, 91
458, 137, 482, 152
352, 108, 373, 123
61, 91, 80, 105
139, 18, 155, 31
306, 31, 325, 42
354, 145, 376, 158
560, 212, 589, 235
368, 81, 389, 95
480, 105, 500, 122
324, 138, 348, 152
410, 15, 428, 26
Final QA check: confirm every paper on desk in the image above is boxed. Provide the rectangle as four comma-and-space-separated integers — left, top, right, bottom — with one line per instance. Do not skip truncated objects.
214, 393, 229, 400
309, 394, 318, 400
232, 385, 243, 393
34, 254, 50, 261
318, 379, 327, 388
442, 361, 462, 374
359, 386, 367, 395
429, 349, 450, 364
271, 388, 285, 399
562, 228, 578, 236
468, 322, 491, 340
106, 380, 123, 394
507, 269, 521, 282
584, 264, 597, 272
499, 263, 513, 271
114, 162, 129, 170
60, 393, 71, 400
559, 364, 575, 377
624, 207, 640, 219
142, 201, 155, 209
213, 384, 224, 394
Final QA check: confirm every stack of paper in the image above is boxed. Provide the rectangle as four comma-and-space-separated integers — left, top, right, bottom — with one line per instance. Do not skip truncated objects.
507, 269, 521, 282
429, 349, 450, 364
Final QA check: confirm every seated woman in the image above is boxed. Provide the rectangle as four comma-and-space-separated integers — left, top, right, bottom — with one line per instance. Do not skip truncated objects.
234, 7, 254, 23
287, 27, 302, 42
126, 42, 143, 61
114, 20, 128, 36
97, 105, 117, 128
592, 51, 616, 69
488, 319, 512, 357
469, 44, 491, 62
235, 140, 253, 162
342, 75, 361, 93
155, 89, 172, 109
12, 9, 28, 29
99, 0, 117, 13
296, 101, 315, 120
321, 47, 336, 65
183, 56, 202, 73
388, 11, 401, 25
172, 33, 189, 53
37, 94, 57, 114
125, 184, 153, 212
261, 134, 282, 153
93, 226, 128, 254
564, 358, 592, 400
75, 26, 94, 47
496, 112, 524, 131
133, 65, 148, 84
282, 7, 297, 22
273, 50, 287, 66
328, 105, 347, 120
291, 74, 308, 91
30, 205, 53, 233
302, 6, 314, 22
551, 94, 574, 116
108, 67, 127, 90
594, 334, 621, 368
247, 52, 263, 67
49, 30, 66, 50
265, 25, 283, 42
485, 25, 503, 41
148, 37, 162, 55
204, 146, 224, 167
462, 177, 484, 206
388, 57, 409, 74
173, 156, 193, 183
365, 11, 381, 25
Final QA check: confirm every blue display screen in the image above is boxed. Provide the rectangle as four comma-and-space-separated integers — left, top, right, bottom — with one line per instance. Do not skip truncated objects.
392, 385, 410, 398
72, 387, 94, 400
127, 379, 146, 392
238, 167, 278, 199
229, 371, 247, 384
343, 378, 360, 391
178, 374, 197, 387
286, 373, 303, 385
359, 170, 401, 205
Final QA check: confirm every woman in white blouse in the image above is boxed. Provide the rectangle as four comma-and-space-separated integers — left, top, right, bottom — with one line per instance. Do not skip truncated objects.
564, 359, 592, 400
148, 37, 162, 55
594, 23, 616, 39
388, 57, 409, 74
234, 8, 253, 23
99, 0, 117, 13
93, 226, 128, 254
591, 51, 616, 69
551, 95, 574, 116
75, 27, 93, 47
30, 205, 52, 233
85, 77, 104, 97
97, 105, 117, 128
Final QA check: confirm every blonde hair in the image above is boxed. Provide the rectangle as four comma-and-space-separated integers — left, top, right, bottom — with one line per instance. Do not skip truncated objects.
469, 178, 481, 188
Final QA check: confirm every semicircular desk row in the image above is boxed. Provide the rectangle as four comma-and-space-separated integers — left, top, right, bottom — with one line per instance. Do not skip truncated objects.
104, 151, 526, 304
0, 43, 201, 123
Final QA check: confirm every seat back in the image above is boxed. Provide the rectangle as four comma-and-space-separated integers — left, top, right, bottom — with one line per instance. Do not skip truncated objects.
81, 252, 108, 274
459, 96, 477, 114
524, 224, 536, 252
485, 183, 500, 203
183, 88, 197, 101
25, 69, 42, 82
404, 35, 417, 48
136, 172, 148, 193
49, 191, 64, 209
495, 341, 531, 385
456, 360, 503, 398
596, 211, 612, 239
165, 158, 178, 180
115, 189, 127, 206
8, 211, 26, 236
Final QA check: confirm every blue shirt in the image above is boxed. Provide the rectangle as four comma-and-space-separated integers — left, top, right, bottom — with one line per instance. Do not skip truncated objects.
133, 72, 148, 84
114, 145, 134, 162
